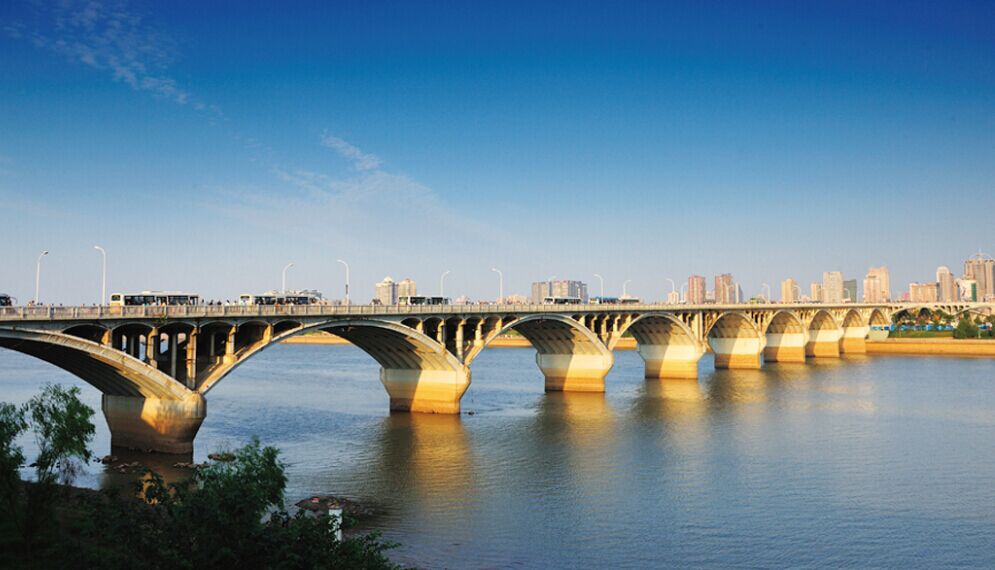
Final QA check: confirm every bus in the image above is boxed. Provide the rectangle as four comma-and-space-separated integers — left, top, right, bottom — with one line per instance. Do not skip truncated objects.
590, 296, 620, 304
398, 296, 449, 306
239, 290, 323, 305
619, 297, 641, 304
543, 296, 582, 305
109, 291, 201, 306
0, 293, 13, 307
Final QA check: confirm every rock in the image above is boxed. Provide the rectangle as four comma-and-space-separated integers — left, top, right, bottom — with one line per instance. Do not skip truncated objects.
100, 455, 118, 464
207, 452, 236, 462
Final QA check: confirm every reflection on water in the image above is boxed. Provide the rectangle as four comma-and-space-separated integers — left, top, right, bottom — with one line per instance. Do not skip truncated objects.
4, 346, 995, 567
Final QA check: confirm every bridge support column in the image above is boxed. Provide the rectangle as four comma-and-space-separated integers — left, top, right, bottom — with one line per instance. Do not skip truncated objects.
380, 367, 471, 414
764, 333, 807, 363
102, 393, 206, 454
710, 338, 764, 370
146, 328, 159, 369
806, 329, 842, 358
840, 326, 869, 354
536, 353, 614, 392
638, 344, 702, 379
224, 327, 236, 364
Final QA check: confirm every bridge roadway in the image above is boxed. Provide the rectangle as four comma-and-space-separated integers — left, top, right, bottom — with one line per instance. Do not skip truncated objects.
0, 301, 988, 453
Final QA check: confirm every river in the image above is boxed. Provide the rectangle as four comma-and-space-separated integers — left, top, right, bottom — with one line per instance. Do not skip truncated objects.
3, 345, 995, 568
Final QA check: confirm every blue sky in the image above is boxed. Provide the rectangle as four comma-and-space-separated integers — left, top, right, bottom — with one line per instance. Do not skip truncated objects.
1, 0, 993, 303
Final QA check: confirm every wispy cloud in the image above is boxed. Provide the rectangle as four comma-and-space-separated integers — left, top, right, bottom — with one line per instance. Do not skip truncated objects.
6, 0, 214, 112
320, 132, 382, 171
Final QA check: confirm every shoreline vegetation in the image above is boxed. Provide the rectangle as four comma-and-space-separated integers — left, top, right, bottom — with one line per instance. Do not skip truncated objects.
0, 385, 407, 570
283, 332, 995, 356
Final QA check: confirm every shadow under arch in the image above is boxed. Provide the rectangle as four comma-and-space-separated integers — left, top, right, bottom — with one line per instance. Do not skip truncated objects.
807, 309, 842, 358
614, 313, 704, 379
763, 310, 808, 363
707, 311, 765, 369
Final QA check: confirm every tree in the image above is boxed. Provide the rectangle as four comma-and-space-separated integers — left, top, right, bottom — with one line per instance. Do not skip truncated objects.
0, 403, 27, 544
23, 384, 95, 486
953, 317, 979, 339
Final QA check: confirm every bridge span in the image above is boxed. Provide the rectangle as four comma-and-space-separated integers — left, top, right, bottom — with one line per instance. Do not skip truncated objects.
0, 301, 987, 453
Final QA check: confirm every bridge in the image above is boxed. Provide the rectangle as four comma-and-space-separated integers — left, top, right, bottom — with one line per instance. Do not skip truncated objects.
0, 301, 989, 453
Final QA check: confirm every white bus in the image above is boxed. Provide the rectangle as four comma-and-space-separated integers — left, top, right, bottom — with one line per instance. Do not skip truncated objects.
543, 296, 582, 305
398, 296, 449, 306
109, 291, 201, 306
239, 290, 323, 305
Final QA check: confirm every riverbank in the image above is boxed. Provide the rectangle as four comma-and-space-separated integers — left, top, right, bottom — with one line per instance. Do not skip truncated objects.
866, 338, 995, 357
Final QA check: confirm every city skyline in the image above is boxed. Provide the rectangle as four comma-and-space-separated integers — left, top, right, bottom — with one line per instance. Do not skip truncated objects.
2, 1, 995, 303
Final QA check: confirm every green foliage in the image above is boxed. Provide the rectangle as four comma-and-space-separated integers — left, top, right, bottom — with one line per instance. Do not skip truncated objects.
24, 384, 95, 486
953, 317, 980, 339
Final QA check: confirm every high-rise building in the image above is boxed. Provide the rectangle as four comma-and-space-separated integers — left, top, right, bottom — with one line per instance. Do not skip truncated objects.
964, 252, 995, 302
714, 273, 736, 304
397, 278, 417, 299
865, 266, 890, 301
822, 271, 844, 304
531, 280, 588, 303
687, 275, 706, 304
843, 279, 857, 303
909, 282, 938, 303
375, 276, 397, 305
810, 282, 823, 303
780, 278, 798, 303
936, 266, 957, 302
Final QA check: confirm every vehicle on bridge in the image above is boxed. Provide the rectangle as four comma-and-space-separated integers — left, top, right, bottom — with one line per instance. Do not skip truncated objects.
239, 290, 323, 305
399, 295, 449, 306
109, 291, 201, 306
590, 296, 641, 305
543, 296, 582, 305
0, 294, 13, 307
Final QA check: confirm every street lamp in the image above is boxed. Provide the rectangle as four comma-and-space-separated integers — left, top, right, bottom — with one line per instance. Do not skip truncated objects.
681, 283, 687, 304
440, 270, 451, 298
622, 279, 631, 298
336, 259, 350, 305
35, 250, 49, 304
491, 268, 503, 303
281, 262, 294, 293
593, 274, 605, 299
762, 283, 771, 303
94, 245, 107, 304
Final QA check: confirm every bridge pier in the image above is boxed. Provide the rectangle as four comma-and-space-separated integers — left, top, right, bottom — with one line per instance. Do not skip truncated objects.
709, 338, 764, 369
840, 326, 869, 354
537, 353, 614, 392
764, 332, 807, 363
102, 393, 206, 454
380, 367, 471, 414
638, 344, 702, 379
806, 329, 842, 358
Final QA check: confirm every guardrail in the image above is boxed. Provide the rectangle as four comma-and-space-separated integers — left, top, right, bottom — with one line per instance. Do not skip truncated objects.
0, 301, 956, 323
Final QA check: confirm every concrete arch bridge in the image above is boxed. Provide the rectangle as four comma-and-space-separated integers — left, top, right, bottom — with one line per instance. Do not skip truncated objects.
0, 301, 986, 453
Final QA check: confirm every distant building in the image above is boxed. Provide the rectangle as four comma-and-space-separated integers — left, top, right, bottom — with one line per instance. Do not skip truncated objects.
822, 271, 844, 304
909, 282, 938, 303
453, 295, 471, 305
504, 294, 528, 304
666, 290, 680, 304
714, 273, 736, 304
530, 280, 588, 303
810, 282, 823, 303
843, 279, 857, 303
705, 290, 716, 303
780, 278, 798, 303
375, 276, 397, 305
865, 266, 890, 302
397, 278, 417, 299
964, 252, 995, 301
936, 266, 957, 302
957, 278, 978, 302
687, 275, 706, 304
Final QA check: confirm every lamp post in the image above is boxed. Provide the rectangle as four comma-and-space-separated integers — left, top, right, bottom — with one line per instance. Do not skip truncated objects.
593, 274, 605, 299
491, 268, 503, 303
336, 259, 350, 305
440, 270, 451, 298
762, 283, 771, 303
622, 279, 631, 298
681, 284, 687, 304
35, 250, 48, 304
94, 245, 107, 304
282, 263, 294, 293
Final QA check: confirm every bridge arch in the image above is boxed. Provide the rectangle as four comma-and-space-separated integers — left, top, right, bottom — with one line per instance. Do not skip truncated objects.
614, 313, 703, 378
807, 310, 842, 358
763, 310, 807, 363
839, 309, 870, 354
707, 311, 765, 369
466, 313, 614, 392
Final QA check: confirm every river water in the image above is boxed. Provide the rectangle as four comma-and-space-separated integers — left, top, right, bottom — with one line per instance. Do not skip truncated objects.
3, 345, 995, 568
